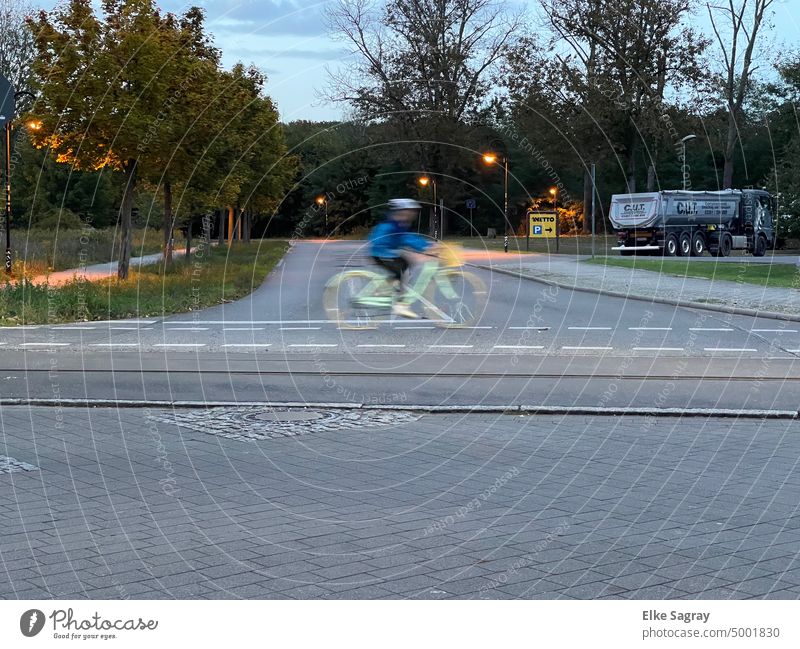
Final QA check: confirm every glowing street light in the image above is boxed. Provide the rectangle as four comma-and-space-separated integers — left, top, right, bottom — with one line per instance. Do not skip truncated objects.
417, 175, 438, 239
481, 142, 509, 247
316, 195, 328, 235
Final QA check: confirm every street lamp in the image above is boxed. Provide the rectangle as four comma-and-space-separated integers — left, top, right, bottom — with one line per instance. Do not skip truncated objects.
549, 187, 559, 252
316, 195, 327, 235
1, 86, 37, 274
417, 175, 438, 239
481, 141, 509, 244
678, 134, 697, 191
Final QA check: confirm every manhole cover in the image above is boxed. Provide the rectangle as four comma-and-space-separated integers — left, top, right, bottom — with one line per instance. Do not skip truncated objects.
250, 410, 324, 422
0, 456, 38, 475
149, 407, 420, 441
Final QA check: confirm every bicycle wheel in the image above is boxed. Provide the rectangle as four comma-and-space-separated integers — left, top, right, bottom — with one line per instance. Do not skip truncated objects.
423, 269, 487, 327
323, 270, 387, 329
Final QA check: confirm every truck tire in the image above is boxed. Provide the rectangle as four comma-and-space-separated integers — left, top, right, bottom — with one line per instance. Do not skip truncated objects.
690, 232, 706, 256
753, 235, 767, 257
715, 233, 732, 257
678, 232, 691, 257
664, 234, 678, 257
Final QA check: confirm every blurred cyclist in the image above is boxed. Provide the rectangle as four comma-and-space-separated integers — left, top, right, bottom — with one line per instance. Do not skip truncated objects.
368, 198, 436, 319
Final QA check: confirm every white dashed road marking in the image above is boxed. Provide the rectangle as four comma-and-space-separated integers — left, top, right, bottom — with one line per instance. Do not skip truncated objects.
568, 326, 612, 330
633, 347, 684, 352
752, 329, 798, 333
691, 328, 734, 332
493, 345, 544, 350
562, 346, 613, 351
704, 348, 758, 352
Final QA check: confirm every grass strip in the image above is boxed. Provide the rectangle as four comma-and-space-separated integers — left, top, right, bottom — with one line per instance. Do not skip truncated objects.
0, 241, 288, 325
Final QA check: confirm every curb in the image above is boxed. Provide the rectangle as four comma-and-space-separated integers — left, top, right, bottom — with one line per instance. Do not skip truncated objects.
3, 398, 796, 419
468, 262, 800, 323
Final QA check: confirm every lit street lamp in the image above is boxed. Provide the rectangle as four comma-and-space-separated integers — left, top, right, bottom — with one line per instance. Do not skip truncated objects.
678, 134, 697, 191
0, 76, 37, 275
316, 195, 327, 235
481, 141, 509, 248
417, 175, 438, 239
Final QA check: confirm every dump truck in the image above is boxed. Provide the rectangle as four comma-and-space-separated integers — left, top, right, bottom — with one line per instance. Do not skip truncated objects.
610, 189, 776, 257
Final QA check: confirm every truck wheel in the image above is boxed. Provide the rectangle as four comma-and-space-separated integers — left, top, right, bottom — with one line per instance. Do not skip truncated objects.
753, 235, 767, 257
678, 232, 691, 256
664, 234, 678, 257
690, 232, 706, 256
715, 233, 732, 257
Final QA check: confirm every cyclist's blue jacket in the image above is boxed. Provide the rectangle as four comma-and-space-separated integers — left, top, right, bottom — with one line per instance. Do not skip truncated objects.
368, 217, 431, 258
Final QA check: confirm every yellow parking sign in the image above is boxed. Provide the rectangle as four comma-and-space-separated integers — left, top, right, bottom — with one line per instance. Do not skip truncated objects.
529, 211, 557, 238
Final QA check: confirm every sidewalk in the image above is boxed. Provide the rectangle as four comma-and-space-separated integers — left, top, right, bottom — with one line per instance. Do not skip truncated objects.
28, 247, 192, 286
477, 252, 800, 316
2, 405, 799, 599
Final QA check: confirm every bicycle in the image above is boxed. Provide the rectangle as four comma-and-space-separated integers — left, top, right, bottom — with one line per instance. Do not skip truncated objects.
322, 244, 487, 329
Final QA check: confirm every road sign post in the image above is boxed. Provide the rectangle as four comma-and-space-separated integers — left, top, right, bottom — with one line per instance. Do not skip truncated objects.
591, 163, 596, 259
465, 199, 476, 237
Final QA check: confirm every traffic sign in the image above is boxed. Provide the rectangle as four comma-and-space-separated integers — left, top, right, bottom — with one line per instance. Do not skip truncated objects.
528, 211, 557, 238
465, 198, 476, 209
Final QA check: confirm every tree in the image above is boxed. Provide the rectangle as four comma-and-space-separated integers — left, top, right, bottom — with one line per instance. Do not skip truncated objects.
707, 0, 776, 188
29, 0, 187, 278
537, 0, 708, 194
326, 0, 520, 213
0, 0, 36, 111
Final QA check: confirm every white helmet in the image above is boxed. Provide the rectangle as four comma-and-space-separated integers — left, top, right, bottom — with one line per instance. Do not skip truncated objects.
388, 198, 421, 211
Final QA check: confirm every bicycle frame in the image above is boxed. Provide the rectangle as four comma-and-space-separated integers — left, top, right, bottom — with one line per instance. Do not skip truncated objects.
351, 260, 459, 319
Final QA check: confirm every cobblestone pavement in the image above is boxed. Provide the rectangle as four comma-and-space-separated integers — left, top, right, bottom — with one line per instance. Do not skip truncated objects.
491, 255, 800, 315
1, 406, 799, 600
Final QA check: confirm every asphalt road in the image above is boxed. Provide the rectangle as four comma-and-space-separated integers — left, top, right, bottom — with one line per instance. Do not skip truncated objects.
1, 241, 798, 410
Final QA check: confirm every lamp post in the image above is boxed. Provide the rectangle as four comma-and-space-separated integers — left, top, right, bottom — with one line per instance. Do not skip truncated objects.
550, 186, 559, 253
315, 195, 327, 236
1, 85, 37, 274
418, 175, 438, 239
481, 140, 509, 249
678, 134, 697, 191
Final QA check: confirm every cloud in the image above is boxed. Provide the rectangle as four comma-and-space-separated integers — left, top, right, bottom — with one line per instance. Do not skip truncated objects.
201, 0, 330, 37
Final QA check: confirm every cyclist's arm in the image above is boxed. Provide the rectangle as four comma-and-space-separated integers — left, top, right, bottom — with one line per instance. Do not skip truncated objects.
400, 232, 434, 253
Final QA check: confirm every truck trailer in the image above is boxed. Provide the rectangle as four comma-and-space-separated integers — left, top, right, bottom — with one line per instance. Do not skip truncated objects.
610, 189, 776, 257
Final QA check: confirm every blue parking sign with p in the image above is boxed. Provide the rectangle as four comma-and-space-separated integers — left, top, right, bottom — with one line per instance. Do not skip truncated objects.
533, 225, 542, 235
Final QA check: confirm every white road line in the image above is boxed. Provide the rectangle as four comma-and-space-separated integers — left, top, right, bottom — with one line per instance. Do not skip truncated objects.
629, 327, 672, 331
357, 344, 406, 348
288, 343, 337, 348
88, 343, 139, 347
562, 346, 613, 350
508, 326, 550, 330
457, 326, 493, 329
493, 345, 544, 350
20, 342, 69, 347
428, 344, 473, 349
164, 327, 209, 331
633, 347, 684, 351
786, 349, 800, 353
153, 343, 206, 348
222, 344, 272, 348
568, 326, 612, 330
224, 327, 265, 331
690, 327, 734, 331
704, 347, 758, 352
280, 327, 321, 331
752, 329, 798, 333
